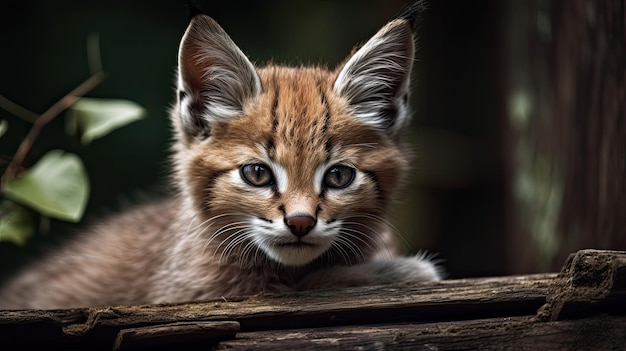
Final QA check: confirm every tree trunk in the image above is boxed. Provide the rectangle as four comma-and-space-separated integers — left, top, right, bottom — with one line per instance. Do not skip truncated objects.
504, 0, 625, 273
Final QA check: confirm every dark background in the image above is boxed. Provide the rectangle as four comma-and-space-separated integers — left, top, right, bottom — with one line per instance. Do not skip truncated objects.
1, 0, 623, 283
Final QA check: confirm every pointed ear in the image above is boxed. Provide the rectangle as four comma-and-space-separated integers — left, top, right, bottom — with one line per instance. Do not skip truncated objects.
176, 15, 261, 140
333, 17, 416, 136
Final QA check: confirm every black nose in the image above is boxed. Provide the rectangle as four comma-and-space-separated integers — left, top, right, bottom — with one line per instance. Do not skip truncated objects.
284, 215, 316, 237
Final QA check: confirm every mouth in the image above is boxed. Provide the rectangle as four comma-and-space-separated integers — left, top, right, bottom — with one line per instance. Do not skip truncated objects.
276, 241, 317, 248
259, 236, 330, 266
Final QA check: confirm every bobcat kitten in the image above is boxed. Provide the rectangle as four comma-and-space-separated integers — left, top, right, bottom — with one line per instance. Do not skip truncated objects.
0, 6, 441, 309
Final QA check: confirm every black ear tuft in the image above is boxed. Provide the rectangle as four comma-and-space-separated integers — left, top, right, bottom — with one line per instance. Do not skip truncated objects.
393, 1, 427, 29
185, 0, 205, 22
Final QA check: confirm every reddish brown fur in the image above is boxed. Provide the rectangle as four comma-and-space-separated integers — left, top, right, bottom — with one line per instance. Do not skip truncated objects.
0, 10, 440, 310
175, 66, 408, 265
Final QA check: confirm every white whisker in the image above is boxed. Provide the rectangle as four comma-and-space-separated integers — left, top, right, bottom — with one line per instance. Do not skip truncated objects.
214, 226, 251, 262
348, 213, 410, 249
330, 239, 355, 264
203, 222, 249, 257
338, 227, 377, 254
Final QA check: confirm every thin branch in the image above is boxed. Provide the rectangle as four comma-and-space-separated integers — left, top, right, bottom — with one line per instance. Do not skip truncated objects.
87, 33, 103, 75
1, 72, 106, 189
0, 95, 39, 123
1, 32, 106, 193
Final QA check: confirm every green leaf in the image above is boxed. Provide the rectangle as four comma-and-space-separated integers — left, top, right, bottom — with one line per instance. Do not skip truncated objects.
0, 200, 35, 246
4, 150, 89, 222
67, 97, 146, 144
0, 120, 7, 138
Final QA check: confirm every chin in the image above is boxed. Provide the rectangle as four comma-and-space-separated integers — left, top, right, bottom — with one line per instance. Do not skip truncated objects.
261, 242, 330, 266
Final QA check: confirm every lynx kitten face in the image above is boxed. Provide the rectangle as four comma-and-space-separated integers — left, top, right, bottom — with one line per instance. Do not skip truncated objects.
174, 15, 414, 267
0, 5, 441, 310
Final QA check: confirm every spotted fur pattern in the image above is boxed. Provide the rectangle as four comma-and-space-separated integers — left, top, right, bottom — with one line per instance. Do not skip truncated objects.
0, 8, 441, 309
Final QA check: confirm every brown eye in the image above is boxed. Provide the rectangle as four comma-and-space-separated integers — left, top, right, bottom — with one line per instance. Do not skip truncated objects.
240, 164, 274, 187
323, 166, 355, 189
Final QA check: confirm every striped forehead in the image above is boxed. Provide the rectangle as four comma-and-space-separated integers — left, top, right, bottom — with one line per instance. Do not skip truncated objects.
254, 67, 335, 193
266, 71, 332, 150
256, 143, 329, 195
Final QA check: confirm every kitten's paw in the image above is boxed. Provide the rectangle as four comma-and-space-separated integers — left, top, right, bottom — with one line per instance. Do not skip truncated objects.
296, 253, 443, 291
371, 254, 443, 284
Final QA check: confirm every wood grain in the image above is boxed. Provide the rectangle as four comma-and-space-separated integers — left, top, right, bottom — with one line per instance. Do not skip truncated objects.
1, 250, 624, 350
219, 316, 626, 351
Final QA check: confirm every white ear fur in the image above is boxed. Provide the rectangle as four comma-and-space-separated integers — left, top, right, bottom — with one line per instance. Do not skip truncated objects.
177, 15, 261, 139
333, 19, 415, 135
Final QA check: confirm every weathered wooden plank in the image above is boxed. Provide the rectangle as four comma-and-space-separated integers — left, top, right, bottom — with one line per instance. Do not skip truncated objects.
0, 274, 555, 350
113, 321, 239, 351
1, 249, 624, 350
538, 249, 626, 321
2, 274, 555, 331
218, 315, 626, 351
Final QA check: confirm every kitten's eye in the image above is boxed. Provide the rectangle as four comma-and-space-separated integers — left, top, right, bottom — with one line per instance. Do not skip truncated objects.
240, 164, 274, 187
323, 166, 356, 189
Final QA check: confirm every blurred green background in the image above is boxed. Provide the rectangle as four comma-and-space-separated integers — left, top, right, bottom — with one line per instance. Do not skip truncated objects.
7, 0, 615, 283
